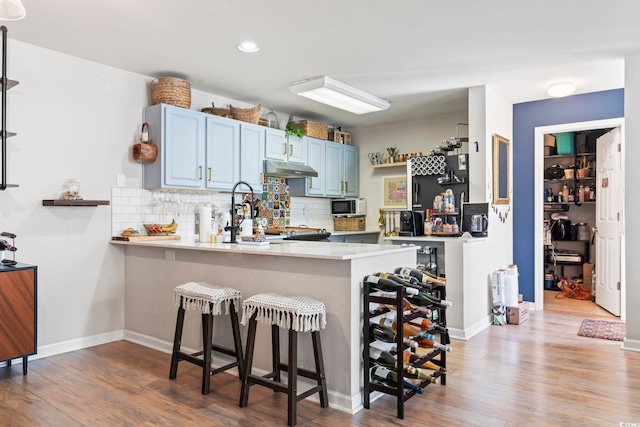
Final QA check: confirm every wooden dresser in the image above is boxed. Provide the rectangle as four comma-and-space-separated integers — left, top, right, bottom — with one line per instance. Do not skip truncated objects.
0, 263, 37, 375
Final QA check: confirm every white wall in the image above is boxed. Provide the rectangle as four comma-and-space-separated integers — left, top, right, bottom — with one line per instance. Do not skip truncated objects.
351, 111, 469, 231
623, 52, 640, 351
468, 86, 514, 277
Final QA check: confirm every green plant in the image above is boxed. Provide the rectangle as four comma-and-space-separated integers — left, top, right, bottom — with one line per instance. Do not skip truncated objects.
285, 115, 304, 138
386, 146, 397, 157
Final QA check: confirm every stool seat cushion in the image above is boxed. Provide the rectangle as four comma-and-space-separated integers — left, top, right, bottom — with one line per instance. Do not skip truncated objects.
174, 282, 242, 315
241, 293, 326, 332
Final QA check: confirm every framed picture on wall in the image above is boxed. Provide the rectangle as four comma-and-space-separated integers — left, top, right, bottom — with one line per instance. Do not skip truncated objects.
383, 176, 407, 209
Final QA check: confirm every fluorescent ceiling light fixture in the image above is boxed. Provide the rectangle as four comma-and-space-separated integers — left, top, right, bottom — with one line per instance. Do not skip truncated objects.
289, 76, 390, 114
0, 0, 25, 20
547, 82, 576, 98
237, 41, 259, 53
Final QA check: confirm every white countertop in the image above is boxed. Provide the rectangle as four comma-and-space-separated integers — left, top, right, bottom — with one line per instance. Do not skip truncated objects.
383, 235, 488, 243
111, 237, 414, 261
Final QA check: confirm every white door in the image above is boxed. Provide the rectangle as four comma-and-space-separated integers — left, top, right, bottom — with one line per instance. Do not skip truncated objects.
595, 127, 622, 315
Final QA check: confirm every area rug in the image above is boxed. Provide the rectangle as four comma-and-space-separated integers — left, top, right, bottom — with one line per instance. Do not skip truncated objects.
577, 319, 625, 341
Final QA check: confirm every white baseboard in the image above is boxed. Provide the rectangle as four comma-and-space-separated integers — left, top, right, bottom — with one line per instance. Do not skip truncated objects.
449, 315, 492, 341
123, 329, 360, 414
621, 337, 640, 352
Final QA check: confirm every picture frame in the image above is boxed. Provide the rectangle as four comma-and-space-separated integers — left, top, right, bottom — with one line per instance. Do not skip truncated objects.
493, 134, 510, 205
383, 176, 408, 209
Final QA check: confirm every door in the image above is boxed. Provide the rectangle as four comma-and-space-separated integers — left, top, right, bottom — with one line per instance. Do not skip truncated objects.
164, 107, 206, 188
325, 142, 344, 197
205, 115, 239, 190
286, 135, 307, 164
306, 137, 325, 196
264, 128, 287, 161
239, 123, 265, 190
343, 145, 359, 197
595, 127, 622, 315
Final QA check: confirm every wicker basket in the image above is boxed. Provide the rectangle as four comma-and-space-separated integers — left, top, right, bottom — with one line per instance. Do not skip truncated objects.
150, 77, 191, 109
201, 102, 229, 117
229, 104, 261, 124
298, 120, 329, 140
334, 217, 366, 231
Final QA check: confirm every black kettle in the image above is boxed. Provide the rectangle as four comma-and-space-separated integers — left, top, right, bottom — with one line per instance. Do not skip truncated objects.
470, 214, 488, 237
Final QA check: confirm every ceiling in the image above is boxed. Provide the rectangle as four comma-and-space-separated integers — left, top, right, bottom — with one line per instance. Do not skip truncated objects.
7, 0, 639, 129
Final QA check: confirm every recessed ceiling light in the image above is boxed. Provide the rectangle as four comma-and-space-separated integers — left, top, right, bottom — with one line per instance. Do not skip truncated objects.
237, 41, 260, 53
547, 82, 576, 98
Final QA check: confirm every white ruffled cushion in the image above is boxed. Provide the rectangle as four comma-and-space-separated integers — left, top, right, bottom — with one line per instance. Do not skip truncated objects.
241, 293, 327, 332
174, 282, 242, 315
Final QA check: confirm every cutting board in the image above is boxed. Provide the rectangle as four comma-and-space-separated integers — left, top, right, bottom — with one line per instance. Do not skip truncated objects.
112, 235, 181, 242
264, 227, 322, 235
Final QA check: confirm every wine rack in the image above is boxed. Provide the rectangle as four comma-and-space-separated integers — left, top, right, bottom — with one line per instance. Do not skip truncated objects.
363, 273, 449, 419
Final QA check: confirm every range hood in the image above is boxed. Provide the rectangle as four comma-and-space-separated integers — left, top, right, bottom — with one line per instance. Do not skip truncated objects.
263, 160, 318, 178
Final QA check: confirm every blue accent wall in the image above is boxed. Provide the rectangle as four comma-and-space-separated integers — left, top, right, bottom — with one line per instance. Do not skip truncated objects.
513, 89, 624, 301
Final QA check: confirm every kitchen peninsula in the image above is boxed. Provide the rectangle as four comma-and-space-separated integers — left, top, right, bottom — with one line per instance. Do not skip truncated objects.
111, 239, 416, 413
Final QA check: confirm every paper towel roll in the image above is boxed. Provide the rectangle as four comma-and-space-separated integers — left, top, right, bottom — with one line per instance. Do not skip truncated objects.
240, 218, 253, 236
198, 206, 212, 243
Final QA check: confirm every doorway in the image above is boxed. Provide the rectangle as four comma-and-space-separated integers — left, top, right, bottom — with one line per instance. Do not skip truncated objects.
533, 118, 625, 320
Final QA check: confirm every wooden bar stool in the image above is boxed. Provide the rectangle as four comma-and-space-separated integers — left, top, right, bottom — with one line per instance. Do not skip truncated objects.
239, 293, 328, 426
169, 282, 244, 395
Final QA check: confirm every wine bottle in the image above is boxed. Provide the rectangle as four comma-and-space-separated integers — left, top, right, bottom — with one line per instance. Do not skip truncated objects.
409, 292, 452, 309
369, 347, 439, 383
364, 275, 419, 296
413, 336, 452, 352
378, 317, 437, 342
373, 272, 423, 291
369, 323, 418, 349
402, 351, 453, 375
370, 365, 424, 394
394, 266, 447, 286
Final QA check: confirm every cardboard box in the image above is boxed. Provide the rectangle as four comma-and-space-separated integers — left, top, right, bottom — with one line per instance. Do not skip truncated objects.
544, 134, 556, 147
583, 263, 594, 293
507, 302, 530, 325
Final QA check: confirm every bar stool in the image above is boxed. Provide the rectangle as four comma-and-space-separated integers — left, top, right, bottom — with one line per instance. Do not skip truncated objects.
169, 282, 244, 395
239, 293, 328, 426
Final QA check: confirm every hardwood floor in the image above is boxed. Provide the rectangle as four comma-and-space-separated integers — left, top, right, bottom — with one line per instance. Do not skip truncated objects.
1, 307, 638, 426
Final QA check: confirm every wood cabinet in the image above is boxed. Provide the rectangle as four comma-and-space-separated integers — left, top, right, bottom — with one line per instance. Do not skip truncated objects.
0, 264, 37, 375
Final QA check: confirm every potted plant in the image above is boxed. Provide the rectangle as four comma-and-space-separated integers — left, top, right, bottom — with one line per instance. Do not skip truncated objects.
285, 115, 304, 139
386, 146, 397, 163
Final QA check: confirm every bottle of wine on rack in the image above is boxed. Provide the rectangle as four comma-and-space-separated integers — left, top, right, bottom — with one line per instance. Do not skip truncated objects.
364, 275, 419, 296
369, 348, 438, 383
394, 266, 447, 286
409, 291, 452, 309
372, 272, 423, 290
369, 323, 418, 349
402, 351, 453, 375
378, 317, 438, 342
370, 365, 424, 394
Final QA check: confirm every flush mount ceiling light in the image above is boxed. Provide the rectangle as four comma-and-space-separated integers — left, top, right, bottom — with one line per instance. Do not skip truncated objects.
547, 82, 576, 98
237, 41, 260, 53
288, 76, 390, 114
0, 0, 26, 20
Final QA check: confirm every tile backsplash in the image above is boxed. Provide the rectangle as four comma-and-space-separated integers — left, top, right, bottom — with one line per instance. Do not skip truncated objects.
111, 187, 332, 238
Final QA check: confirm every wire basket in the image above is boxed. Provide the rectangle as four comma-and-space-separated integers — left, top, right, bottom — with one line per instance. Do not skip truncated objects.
150, 77, 191, 109
229, 104, 261, 124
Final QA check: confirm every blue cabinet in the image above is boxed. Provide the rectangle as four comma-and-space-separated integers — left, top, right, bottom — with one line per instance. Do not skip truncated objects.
306, 137, 326, 196
264, 128, 307, 164
205, 115, 240, 190
143, 104, 206, 189
239, 122, 266, 190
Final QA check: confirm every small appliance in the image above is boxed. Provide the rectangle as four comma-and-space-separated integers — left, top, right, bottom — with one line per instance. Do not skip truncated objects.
399, 210, 424, 237
550, 213, 571, 241
470, 214, 488, 237
331, 198, 367, 217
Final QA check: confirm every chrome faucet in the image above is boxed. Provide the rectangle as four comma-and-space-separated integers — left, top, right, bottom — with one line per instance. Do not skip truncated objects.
226, 180, 254, 243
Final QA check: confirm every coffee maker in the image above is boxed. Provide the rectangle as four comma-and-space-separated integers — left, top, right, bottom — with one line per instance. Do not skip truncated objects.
462, 202, 489, 237
399, 210, 424, 237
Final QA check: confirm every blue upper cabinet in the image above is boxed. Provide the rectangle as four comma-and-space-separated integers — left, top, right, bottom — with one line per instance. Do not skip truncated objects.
206, 115, 240, 191
325, 141, 344, 197
264, 128, 307, 164
343, 145, 359, 197
239, 123, 266, 190
143, 104, 206, 189
306, 137, 326, 196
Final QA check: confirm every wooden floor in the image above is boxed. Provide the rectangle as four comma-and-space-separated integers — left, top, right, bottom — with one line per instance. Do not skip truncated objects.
1, 306, 638, 426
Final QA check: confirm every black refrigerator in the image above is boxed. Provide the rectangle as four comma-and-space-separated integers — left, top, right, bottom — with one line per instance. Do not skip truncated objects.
409, 154, 469, 214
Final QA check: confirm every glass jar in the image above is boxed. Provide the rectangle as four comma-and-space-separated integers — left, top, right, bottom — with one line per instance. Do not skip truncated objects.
443, 189, 455, 213
265, 110, 279, 129
62, 178, 82, 200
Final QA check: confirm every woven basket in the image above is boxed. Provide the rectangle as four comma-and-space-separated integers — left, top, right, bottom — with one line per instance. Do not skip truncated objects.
298, 120, 328, 140
334, 217, 365, 231
229, 104, 260, 124
201, 102, 229, 117
150, 77, 191, 109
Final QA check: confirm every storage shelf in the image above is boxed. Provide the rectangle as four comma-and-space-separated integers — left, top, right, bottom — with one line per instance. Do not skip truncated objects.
544, 154, 575, 159
0, 78, 18, 90
42, 199, 110, 207
371, 162, 407, 169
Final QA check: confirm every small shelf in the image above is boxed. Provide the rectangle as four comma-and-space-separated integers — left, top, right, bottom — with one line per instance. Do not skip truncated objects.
371, 162, 407, 169
42, 200, 110, 207
431, 211, 460, 216
544, 178, 575, 183
544, 154, 575, 159
0, 78, 19, 90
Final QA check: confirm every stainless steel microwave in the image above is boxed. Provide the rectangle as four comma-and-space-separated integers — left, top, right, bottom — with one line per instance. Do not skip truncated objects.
331, 198, 367, 217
